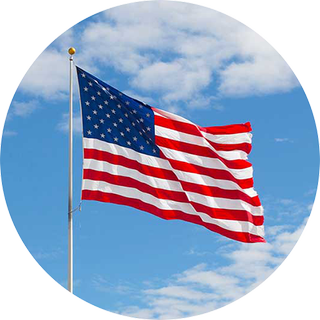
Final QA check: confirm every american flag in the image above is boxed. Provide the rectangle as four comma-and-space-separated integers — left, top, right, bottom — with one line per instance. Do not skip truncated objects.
76, 66, 265, 243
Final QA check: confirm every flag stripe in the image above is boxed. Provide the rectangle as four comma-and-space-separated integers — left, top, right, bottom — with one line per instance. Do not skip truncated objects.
83, 160, 262, 212
83, 138, 254, 189
159, 147, 253, 180
82, 190, 265, 243
153, 108, 252, 135
153, 108, 252, 134
82, 179, 264, 237
155, 125, 249, 160
156, 136, 252, 169
83, 168, 263, 222
83, 158, 260, 206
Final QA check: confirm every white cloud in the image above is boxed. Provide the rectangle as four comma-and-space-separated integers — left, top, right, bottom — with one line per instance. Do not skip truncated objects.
56, 112, 82, 134
118, 219, 307, 319
275, 138, 293, 143
2, 130, 18, 136
10, 100, 39, 117
18, 1, 298, 109
19, 50, 69, 100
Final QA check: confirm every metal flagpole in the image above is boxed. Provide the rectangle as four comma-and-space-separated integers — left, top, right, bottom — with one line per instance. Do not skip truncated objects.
68, 47, 76, 293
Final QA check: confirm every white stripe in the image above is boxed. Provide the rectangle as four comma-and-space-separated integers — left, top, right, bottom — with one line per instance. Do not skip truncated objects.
154, 109, 252, 145
153, 109, 193, 124
84, 158, 262, 215
83, 138, 256, 196
159, 146, 253, 180
202, 131, 252, 145
155, 125, 248, 160
84, 158, 182, 191
83, 179, 264, 237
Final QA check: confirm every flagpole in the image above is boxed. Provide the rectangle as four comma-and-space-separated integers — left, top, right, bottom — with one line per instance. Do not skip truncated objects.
68, 47, 76, 293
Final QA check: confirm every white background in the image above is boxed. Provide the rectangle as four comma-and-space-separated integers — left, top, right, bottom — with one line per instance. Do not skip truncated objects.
0, 0, 319, 319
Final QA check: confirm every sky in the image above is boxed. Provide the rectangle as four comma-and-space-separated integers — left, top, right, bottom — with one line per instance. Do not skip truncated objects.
0, 1, 319, 319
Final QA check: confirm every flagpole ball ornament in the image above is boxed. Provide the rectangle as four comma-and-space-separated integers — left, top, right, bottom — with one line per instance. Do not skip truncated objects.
68, 47, 76, 55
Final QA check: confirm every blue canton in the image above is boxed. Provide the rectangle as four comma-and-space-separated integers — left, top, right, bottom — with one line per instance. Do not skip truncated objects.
76, 67, 160, 157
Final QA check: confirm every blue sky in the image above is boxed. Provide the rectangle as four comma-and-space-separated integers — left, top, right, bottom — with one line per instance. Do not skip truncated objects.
0, 2, 319, 319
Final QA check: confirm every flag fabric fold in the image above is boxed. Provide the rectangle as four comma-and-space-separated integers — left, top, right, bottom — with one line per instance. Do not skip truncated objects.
76, 66, 265, 243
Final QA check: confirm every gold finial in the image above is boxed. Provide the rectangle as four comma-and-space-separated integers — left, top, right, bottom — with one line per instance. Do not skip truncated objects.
68, 47, 76, 55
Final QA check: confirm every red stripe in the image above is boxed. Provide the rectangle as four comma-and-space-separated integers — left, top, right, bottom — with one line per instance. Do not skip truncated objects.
84, 148, 254, 192
180, 180, 261, 206
201, 122, 252, 135
207, 140, 252, 154
81, 190, 265, 243
154, 114, 203, 138
153, 108, 252, 135
83, 168, 262, 224
159, 150, 254, 189
156, 136, 252, 169
83, 168, 188, 202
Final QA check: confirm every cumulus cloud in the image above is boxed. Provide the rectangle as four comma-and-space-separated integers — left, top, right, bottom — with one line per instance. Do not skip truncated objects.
56, 112, 83, 134
19, 50, 70, 100
114, 217, 307, 319
18, 1, 298, 109
275, 138, 293, 143
10, 99, 39, 117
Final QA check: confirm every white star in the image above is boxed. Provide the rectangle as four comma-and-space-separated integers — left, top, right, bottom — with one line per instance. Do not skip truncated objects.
139, 105, 143, 109
94, 80, 98, 84
100, 133, 105, 138
97, 91, 101, 96
132, 122, 136, 126
113, 122, 118, 127
125, 101, 130, 105
140, 145, 144, 150
133, 137, 137, 141
139, 118, 144, 123
110, 95, 115, 100
126, 127, 130, 132
114, 137, 118, 142
81, 73, 86, 78
117, 104, 122, 109
85, 101, 90, 106
106, 113, 110, 118
120, 132, 124, 136
107, 128, 112, 133
139, 131, 142, 135
93, 110, 98, 115
124, 113, 128, 117
86, 115, 91, 120
127, 141, 131, 146
88, 82, 93, 86
87, 130, 92, 135
111, 109, 116, 114
98, 105, 103, 109
84, 87, 88, 92
91, 96, 96, 101
133, 109, 137, 114
100, 119, 105, 124
146, 140, 150, 145
106, 87, 110, 91
94, 124, 99, 129
102, 87, 106, 91
146, 113, 150, 117
104, 100, 109, 105
153, 149, 156, 153
119, 118, 123, 123
146, 127, 151, 131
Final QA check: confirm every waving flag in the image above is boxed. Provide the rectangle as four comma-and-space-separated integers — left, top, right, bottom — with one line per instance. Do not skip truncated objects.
76, 66, 264, 243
